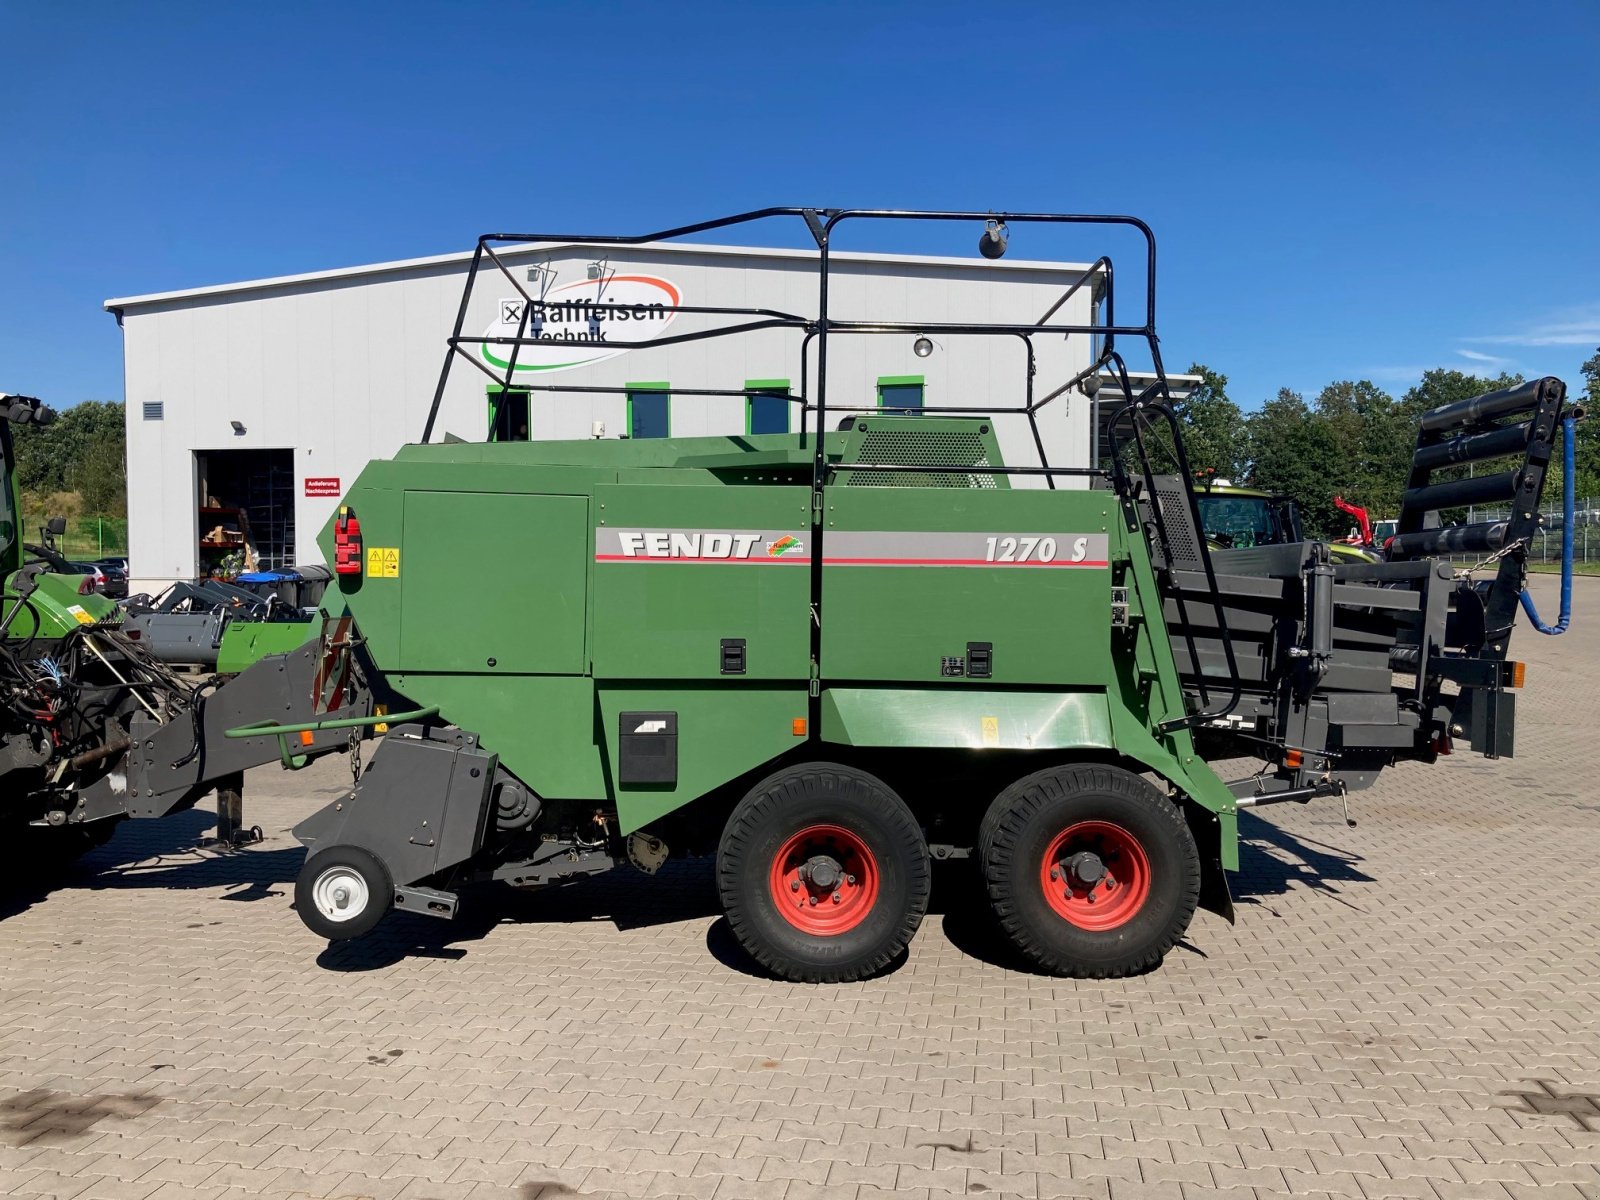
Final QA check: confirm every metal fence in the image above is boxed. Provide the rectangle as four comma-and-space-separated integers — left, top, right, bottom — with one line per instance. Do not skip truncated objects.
31, 516, 130, 561
1472, 498, 1597, 565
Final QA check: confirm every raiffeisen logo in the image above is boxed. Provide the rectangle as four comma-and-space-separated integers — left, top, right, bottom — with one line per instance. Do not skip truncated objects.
481, 274, 680, 374
766, 535, 804, 557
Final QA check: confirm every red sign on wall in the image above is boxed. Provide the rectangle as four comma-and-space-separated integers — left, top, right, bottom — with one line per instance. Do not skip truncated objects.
304, 477, 342, 497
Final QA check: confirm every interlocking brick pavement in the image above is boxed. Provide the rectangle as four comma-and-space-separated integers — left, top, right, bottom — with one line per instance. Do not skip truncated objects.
1, 575, 1597, 1200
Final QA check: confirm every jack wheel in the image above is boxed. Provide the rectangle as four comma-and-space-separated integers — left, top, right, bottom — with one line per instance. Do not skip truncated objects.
718, 763, 929, 983
979, 763, 1198, 978
295, 846, 392, 940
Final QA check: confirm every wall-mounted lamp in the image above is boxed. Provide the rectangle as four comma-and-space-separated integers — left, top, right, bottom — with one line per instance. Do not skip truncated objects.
586, 260, 606, 281
913, 335, 939, 358
230, 420, 246, 436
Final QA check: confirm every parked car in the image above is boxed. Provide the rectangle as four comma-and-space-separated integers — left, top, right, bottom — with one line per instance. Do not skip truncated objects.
68, 561, 128, 600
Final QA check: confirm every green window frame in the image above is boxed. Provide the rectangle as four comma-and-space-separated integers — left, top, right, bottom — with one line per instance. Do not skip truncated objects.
486, 385, 532, 442
744, 378, 792, 435
627, 382, 671, 439
876, 375, 926, 412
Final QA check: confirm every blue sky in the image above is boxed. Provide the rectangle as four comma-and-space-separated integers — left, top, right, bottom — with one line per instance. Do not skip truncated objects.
2, 1, 1596, 411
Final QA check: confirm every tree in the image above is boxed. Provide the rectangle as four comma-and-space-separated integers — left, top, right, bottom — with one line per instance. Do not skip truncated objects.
1245, 388, 1345, 537
1311, 379, 1396, 513
72, 436, 128, 518
12, 400, 127, 514
1172, 363, 1248, 480
1570, 349, 1600, 502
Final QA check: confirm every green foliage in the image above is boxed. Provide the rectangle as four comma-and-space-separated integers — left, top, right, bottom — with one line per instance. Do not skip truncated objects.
13, 400, 127, 517
1570, 348, 1600, 500
1172, 364, 1248, 479
1243, 389, 1345, 537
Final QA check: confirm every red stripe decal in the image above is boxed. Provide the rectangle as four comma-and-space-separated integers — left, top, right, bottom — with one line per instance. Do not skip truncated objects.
594, 555, 1108, 567
595, 554, 808, 563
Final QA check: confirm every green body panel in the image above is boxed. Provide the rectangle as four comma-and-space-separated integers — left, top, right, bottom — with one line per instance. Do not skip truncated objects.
399, 490, 589, 675
821, 488, 1112, 684
321, 422, 1240, 866
386, 672, 610, 801
4, 573, 117, 638
822, 688, 1113, 749
600, 684, 808, 833
216, 620, 317, 674
592, 484, 811, 680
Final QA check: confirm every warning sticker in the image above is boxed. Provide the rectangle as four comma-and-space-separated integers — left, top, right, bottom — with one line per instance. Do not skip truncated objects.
366, 547, 400, 578
66, 604, 96, 626
981, 716, 1000, 747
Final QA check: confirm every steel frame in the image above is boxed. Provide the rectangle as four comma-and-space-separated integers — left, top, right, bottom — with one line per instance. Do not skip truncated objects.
419, 207, 1240, 731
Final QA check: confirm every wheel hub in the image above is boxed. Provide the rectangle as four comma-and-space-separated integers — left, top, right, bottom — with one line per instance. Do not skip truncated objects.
799, 855, 844, 891
1064, 850, 1105, 886
769, 825, 880, 936
1039, 821, 1151, 931
311, 865, 371, 923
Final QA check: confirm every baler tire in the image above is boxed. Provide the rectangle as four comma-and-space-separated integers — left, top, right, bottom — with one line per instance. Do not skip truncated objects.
295, 845, 393, 941
981, 763, 1199, 978
718, 763, 929, 984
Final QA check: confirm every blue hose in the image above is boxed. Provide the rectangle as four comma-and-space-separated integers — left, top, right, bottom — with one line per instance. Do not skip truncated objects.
1519, 416, 1575, 635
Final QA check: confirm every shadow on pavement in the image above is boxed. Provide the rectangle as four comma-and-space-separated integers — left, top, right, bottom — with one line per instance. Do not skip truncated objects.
1231, 811, 1375, 908
0, 810, 305, 921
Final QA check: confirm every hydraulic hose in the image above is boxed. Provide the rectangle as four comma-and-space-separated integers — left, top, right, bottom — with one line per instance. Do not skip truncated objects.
1519, 416, 1575, 635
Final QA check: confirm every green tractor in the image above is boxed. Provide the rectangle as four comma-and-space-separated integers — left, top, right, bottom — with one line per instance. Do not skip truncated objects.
90, 209, 1576, 982
1195, 479, 1377, 563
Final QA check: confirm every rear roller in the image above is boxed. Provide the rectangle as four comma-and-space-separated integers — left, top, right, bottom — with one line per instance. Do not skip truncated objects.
717, 763, 929, 983
979, 763, 1199, 978
295, 845, 393, 940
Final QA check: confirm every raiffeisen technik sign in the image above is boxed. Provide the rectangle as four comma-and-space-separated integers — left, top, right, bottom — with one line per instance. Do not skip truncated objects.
482, 274, 680, 374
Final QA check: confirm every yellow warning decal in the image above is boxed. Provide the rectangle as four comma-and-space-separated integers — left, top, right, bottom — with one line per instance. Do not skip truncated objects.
66, 604, 95, 626
366, 547, 400, 578
981, 715, 1000, 747
373, 703, 389, 735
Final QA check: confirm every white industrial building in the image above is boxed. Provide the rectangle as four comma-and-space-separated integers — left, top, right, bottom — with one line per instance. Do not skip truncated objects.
106, 240, 1111, 592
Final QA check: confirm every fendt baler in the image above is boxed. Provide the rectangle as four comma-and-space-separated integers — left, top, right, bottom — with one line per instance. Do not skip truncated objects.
152, 209, 1578, 982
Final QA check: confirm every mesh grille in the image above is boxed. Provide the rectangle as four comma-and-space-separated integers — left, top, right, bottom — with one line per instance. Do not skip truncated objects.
142, 402, 164, 421
843, 429, 998, 489
1151, 476, 1204, 569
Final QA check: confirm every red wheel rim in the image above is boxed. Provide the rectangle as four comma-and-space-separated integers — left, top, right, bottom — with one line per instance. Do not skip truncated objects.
1039, 820, 1150, 931
769, 824, 880, 935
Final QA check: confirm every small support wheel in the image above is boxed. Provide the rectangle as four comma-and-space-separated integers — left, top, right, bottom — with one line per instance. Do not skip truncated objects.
718, 763, 929, 983
979, 763, 1199, 978
295, 845, 393, 940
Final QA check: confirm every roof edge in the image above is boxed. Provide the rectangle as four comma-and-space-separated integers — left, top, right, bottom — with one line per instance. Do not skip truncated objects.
104, 240, 1102, 312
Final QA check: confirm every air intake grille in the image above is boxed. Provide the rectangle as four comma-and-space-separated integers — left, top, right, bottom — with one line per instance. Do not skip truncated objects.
843, 428, 997, 489
1150, 475, 1205, 570
142, 402, 164, 421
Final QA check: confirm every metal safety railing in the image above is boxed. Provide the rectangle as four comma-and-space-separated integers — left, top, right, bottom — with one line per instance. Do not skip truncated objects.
418, 207, 1239, 735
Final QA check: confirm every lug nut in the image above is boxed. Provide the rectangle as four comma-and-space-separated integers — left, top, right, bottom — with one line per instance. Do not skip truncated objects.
846, 875, 856, 885
832, 892, 841, 903
808, 897, 817, 906
790, 881, 799, 892
1050, 868, 1060, 881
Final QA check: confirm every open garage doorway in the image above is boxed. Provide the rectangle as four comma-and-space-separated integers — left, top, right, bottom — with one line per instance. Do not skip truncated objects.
195, 449, 296, 576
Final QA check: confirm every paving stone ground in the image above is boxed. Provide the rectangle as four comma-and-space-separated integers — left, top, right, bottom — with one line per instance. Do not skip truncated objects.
1, 574, 1597, 1200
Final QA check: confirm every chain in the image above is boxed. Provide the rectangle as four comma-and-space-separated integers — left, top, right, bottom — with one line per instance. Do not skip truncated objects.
1454, 535, 1529, 580
348, 728, 362, 784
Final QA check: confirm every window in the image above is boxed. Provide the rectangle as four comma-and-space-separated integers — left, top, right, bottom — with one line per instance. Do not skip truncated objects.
628, 383, 670, 439
487, 387, 531, 442
876, 376, 925, 412
745, 379, 791, 435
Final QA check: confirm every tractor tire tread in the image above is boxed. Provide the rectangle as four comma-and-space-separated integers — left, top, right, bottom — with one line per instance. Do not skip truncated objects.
982, 763, 1199, 979
718, 764, 929, 984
